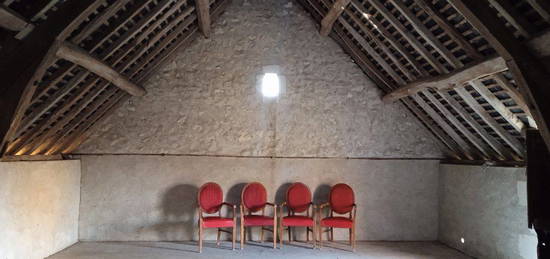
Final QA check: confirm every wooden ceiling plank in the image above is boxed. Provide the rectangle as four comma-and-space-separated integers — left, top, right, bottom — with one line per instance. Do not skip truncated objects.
492, 73, 537, 128
450, 0, 550, 157
0, 3, 33, 31
439, 91, 511, 160
412, 93, 478, 160
71, 0, 131, 44
109, 1, 193, 69
487, 0, 535, 38
320, 0, 351, 36
422, 89, 494, 159
338, 17, 406, 84
470, 79, 525, 133
58, 0, 232, 154
365, 0, 447, 74
389, 0, 463, 69
17, 0, 157, 140
55, 41, 146, 96
413, 0, 482, 61
6, 77, 104, 155
0, 0, 98, 157
342, 8, 415, 80
330, 21, 465, 158
382, 55, 507, 102
524, 0, 550, 22
350, 0, 430, 77
195, 0, 211, 37
43, 90, 125, 155
455, 86, 525, 157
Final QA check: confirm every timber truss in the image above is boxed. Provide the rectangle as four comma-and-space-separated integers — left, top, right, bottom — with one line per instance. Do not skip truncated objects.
0, 0, 229, 157
298, 0, 550, 163
1, 0, 550, 164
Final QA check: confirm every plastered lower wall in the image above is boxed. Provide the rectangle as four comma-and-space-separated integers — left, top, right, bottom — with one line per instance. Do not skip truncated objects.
0, 160, 81, 259
78, 155, 439, 241
76, 0, 442, 158
438, 164, 537, 259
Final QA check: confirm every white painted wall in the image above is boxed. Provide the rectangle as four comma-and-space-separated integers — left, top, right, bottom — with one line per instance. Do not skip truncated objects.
78, 155, 439, 242
0, 160, 81, 259
439, 164, 537, 259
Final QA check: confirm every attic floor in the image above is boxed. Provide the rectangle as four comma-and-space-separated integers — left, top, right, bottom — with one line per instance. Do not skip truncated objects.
48, 241, 471, 259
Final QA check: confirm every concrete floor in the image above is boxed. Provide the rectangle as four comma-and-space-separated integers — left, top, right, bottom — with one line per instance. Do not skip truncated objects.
48, 241, 471, 259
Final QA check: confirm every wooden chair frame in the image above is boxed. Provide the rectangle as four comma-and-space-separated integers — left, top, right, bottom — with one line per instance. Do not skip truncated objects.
278, 201, 317, 249
240, 182, 278, 249
197, 186, 237, 253
318, 202, 357, 251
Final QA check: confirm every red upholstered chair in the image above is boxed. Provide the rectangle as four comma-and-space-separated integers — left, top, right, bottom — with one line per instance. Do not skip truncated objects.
197, 182, 236, 253
240, 182, 277, 249
318, 183, 357, 250
279, 182, 316, 248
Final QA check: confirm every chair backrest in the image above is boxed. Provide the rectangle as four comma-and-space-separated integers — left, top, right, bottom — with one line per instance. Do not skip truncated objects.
198, 182, 223, 214
286, 182, 311, 213
329, 183, 355, 214
241, 182, 267, 212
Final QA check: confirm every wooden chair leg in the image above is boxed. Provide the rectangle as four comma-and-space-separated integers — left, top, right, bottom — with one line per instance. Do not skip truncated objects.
217, 228, 221, 247
313, 224, 316, 249
240, 223, 244, 250
260, 227, 264, 243
288, 227, 292, 244
273, 222, 277, 249
318, 226, 322, 248
232, 224, 236, 250
349, 228, 352, 246
279, 222, 283, 248
199, 225, 203, 253
352, 224, 356, 251
307, 227, 310, 242
330, 228, 334, 241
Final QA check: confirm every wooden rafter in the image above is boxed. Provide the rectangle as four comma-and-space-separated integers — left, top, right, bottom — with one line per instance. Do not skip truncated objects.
195, 0, 211, 37
0, 3, 32, 31
55, 41, 146, 96
320, 0, 350, 36
450, 0, 550, 156
0, 0, 98, 156
382, 56, 507, 103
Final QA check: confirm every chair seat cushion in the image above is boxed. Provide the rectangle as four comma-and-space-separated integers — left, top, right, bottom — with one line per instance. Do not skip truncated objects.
243, 215, 275, 226
202, 216, 234, 228
281, 215, 314, 227
320, 216, 353, 228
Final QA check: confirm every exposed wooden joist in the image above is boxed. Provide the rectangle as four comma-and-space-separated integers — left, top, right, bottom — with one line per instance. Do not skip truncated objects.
492, 74, 537, 128
438, 91, 511, 160
450, 0, 550, 158
55, 41, 147, 96
0, 154, 63, 162
389, 0, 463, 68
320, 0, 350, 36
195, 0, 211, 37
365, 0, 447, 74
414, 0, 483, 61
524, 0, 550, 22
382, 56, 507, 103
488, 0, 535, 38
0, 3, 32, 31
455, 86, 525, 157
469, 79, 525, 133
0, 0, 98, 157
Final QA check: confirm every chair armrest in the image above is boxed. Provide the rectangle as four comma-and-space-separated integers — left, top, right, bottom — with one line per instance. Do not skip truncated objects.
265, 202, 277, 208
318, 202, 330, 209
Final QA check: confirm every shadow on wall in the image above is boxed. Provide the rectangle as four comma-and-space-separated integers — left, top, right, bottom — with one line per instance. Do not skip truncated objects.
226, 183, 247, 205
155, 184, 199, 241
313, 184, 331, 205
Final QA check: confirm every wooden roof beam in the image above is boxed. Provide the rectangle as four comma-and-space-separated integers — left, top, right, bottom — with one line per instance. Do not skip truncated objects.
383, 56, 507, 103
0, 4, 33, 32
195, 0, 211, 37
55, 41, 146, 96
450, 0, 550, 159
320, 0, 350, 36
